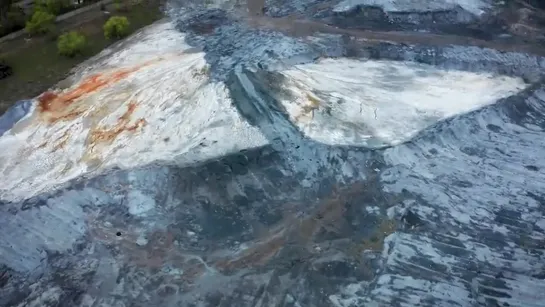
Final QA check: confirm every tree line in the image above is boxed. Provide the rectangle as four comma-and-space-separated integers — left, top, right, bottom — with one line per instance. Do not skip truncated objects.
0, 0, 104, 37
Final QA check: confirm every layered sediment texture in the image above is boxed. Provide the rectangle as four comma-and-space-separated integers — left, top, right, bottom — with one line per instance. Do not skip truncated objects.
1, 1, 545, 306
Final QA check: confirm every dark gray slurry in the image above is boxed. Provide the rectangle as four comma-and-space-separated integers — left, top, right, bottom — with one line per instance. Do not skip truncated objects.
2, 1, 545, 306
0, 99, 32, 136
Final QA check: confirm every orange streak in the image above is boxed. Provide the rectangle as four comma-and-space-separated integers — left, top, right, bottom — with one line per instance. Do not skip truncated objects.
37, 59, 160, 123
88, 101, 147, 146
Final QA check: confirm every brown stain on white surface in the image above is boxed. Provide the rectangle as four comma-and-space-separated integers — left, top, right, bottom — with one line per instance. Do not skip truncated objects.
294, 93, 322, 122
81, 100, 147, 165
36, 59, 159, 124
22, 56, 176, 158
52, 130, 71, 152
87, 101, 147, 146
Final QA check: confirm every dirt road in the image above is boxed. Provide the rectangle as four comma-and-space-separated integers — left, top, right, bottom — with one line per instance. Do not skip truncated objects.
238, 0, 545, 56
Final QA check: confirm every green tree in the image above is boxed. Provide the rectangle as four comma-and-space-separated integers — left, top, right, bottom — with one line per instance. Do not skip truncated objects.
57, 31, 86, 57
25, 10, 55, 35
103, 16, 130, 39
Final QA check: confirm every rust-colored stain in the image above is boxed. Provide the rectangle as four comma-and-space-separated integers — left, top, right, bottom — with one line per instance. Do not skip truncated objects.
52, 130, 70, 152
36, 141, 47, 149
294, 93, 321, 122
80, 179, 397, 290
294, 185, 348, 244
358, 219, 396, 252
34, 129, 70, 151
214, 234, 285, 272
213, 183, 370, 273
87, 101, 147, 146
37, 60, 159, 123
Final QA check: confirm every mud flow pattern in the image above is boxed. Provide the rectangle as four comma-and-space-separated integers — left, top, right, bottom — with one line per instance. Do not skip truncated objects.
1, 0, 545, 306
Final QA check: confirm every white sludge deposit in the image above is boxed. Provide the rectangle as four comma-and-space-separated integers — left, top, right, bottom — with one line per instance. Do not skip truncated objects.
277, 58, 527, 147
0, 22, 267, 202
333, 0, 492, 16
2, 0, 545, 305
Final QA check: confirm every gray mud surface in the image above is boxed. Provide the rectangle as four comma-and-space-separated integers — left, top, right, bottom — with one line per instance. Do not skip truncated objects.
2, 1, 545, 306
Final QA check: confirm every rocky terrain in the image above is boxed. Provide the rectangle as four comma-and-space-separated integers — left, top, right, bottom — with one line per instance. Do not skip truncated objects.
1, 0, 545, 306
